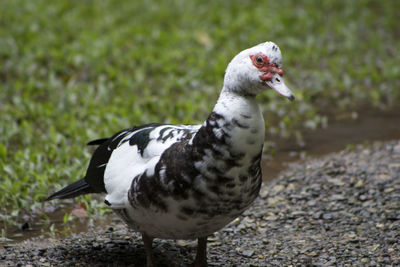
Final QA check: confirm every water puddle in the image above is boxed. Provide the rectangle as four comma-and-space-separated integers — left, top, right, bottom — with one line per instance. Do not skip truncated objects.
2, 108, 400, 247
1, 202, 113, 248
262, 108, 400, 180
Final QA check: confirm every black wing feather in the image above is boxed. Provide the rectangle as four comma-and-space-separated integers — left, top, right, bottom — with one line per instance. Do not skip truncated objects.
87, 138, 109, 146
46, 179, 94, 200
84, 123, 164, 193
46, 123, 163, 200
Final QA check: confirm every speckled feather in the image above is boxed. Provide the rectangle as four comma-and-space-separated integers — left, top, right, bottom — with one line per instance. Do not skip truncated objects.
46, 41, 294, 266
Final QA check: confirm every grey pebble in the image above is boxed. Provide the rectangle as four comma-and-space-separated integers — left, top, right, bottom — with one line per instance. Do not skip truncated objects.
1, 141, 400, 266
241, 249, 255, 257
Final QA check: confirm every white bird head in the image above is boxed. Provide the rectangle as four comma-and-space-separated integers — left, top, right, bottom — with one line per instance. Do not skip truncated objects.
224, 41, 294, 101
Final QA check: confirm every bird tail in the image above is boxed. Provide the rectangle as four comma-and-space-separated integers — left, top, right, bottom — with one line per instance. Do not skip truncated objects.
46, 178, 95, 201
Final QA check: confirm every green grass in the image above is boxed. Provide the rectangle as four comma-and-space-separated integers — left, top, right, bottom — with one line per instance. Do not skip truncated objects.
1, 0, 399, 233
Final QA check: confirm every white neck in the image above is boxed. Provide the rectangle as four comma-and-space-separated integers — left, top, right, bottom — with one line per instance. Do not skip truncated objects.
213, 88, 260, 115
212, 86, 265, 154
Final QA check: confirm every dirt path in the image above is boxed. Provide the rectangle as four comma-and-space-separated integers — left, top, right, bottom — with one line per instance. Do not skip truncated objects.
1, 140, 399, 266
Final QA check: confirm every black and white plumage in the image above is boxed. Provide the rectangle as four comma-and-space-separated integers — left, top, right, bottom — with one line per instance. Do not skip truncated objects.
47, 41, 294, 266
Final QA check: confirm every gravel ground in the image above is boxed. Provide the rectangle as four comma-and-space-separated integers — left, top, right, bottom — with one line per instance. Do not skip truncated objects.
1, 140, 400, 266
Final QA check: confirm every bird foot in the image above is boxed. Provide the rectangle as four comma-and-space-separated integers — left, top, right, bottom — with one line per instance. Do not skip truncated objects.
191, 260, 208, 267
191, 236, 208, 267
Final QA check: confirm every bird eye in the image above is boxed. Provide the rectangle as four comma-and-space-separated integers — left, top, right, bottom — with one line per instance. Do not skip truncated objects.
255, 56, 263, 64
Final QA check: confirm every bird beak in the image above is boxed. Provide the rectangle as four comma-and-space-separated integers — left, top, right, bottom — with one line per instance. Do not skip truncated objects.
265, 74, 295, 101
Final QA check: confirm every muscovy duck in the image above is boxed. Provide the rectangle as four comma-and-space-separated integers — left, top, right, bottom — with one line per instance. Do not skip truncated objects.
46, 41, 294, 266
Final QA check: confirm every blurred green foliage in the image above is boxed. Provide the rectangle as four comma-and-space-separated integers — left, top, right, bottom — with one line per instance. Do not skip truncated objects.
1, 0, 399, 231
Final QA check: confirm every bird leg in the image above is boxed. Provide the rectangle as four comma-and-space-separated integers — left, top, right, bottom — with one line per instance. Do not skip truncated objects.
192, 236, 208, 267
142, 233, 155, 267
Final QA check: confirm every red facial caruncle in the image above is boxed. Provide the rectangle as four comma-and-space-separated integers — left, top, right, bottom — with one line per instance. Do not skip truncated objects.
249, 53, 284, 82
